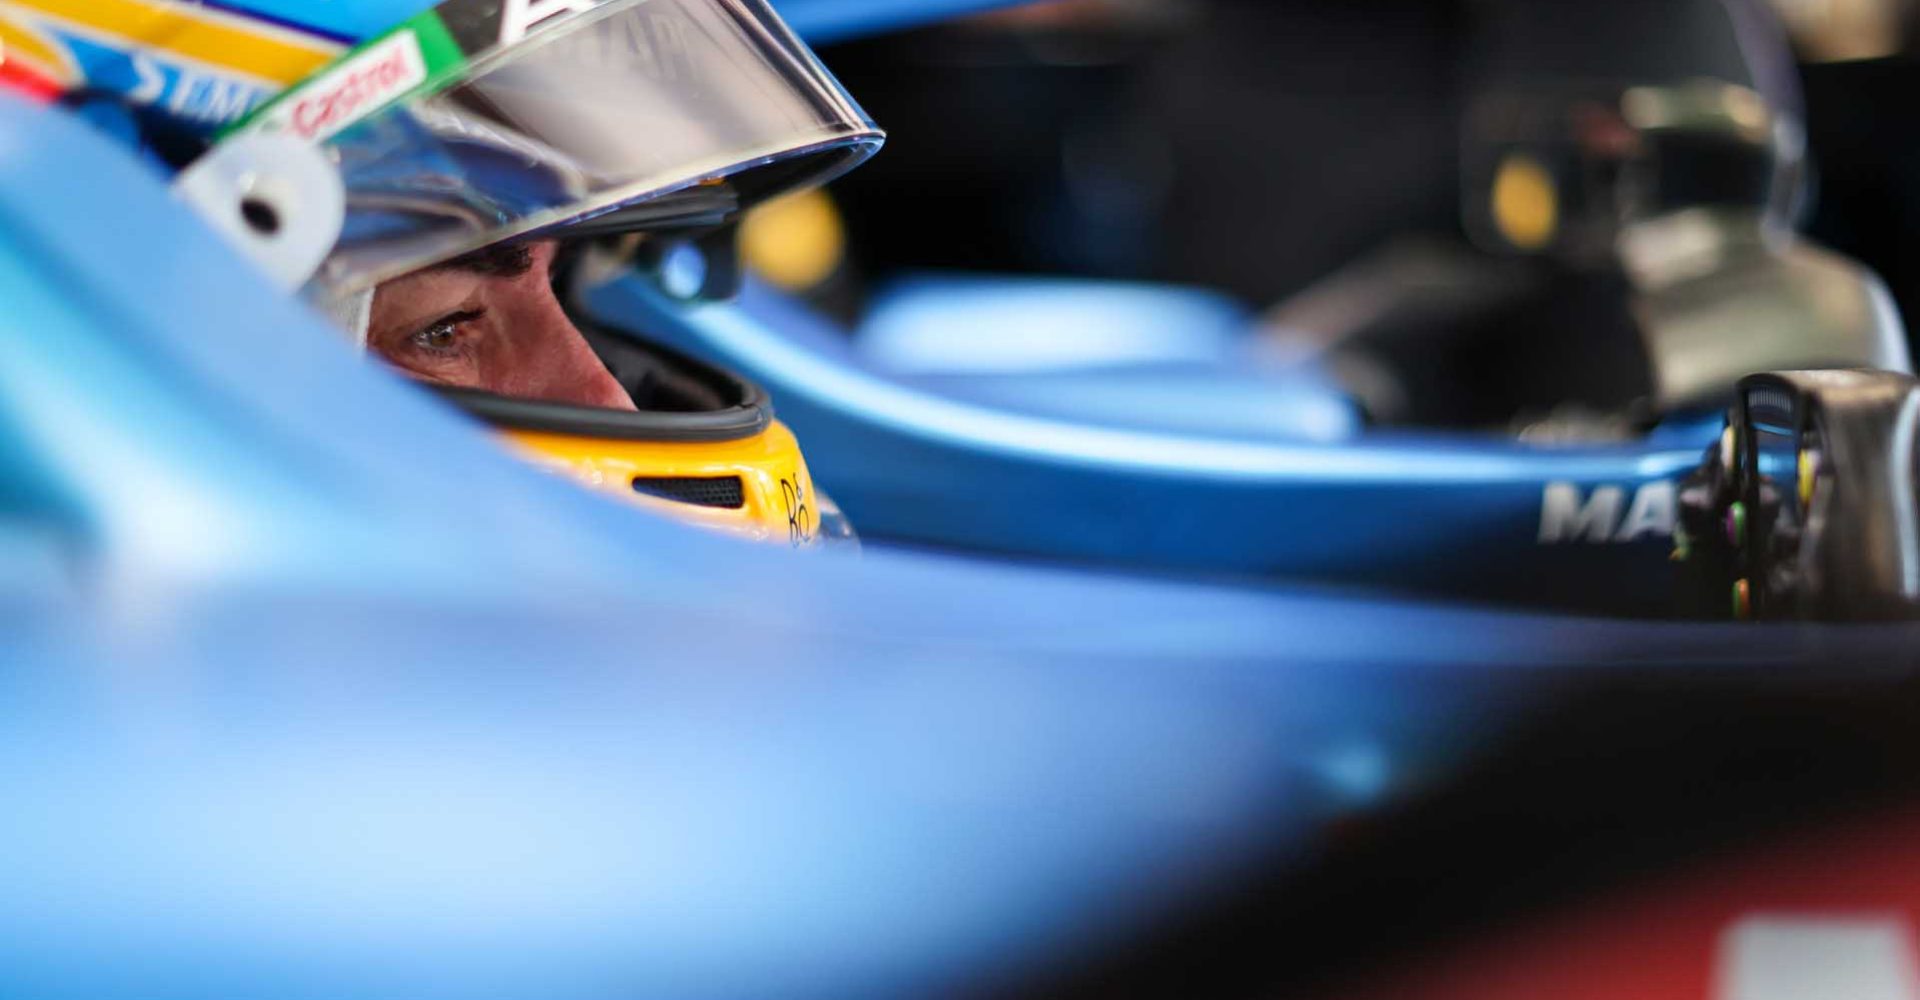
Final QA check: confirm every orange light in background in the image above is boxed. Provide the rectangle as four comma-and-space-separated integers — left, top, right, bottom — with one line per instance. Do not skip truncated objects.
1491, 154, 1559, 252
740, 189, 848, 293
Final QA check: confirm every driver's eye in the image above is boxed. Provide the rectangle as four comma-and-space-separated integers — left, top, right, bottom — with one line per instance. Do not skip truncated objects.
412, 322, 459, 353
407, 309, 484, 356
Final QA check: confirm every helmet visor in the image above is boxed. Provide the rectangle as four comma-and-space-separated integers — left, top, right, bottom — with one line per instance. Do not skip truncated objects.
231, 0, 884, 298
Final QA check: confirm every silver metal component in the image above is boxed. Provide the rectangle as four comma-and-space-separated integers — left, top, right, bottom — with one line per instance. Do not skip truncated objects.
1624, 206, 1912, 410
1620, 79, 1776, 145
812, 488, 861, 553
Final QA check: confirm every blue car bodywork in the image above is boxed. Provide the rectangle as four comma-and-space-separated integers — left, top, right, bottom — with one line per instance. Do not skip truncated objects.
0, 7, 1914, 997
0, 92, 1563, 994
588, 275, 1711, 616
5, 98, 1913, 997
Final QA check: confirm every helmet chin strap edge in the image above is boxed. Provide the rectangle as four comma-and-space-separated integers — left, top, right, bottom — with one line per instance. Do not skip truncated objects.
314, 287, 375, 351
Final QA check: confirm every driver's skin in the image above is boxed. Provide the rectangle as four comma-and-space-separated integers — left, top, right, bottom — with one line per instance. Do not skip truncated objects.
366, 240, 637, 411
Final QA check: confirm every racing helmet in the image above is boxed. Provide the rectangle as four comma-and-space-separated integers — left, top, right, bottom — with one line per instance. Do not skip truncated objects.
0, 0, 879, 547
1451, 0, 1905, 416
1463, 0, 1807, 260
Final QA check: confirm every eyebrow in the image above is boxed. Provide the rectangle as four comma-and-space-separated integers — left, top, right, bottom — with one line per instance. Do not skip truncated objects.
438, 242, 537, 278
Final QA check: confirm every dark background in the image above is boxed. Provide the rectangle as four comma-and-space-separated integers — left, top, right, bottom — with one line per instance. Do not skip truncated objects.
818, 0, 1920, 345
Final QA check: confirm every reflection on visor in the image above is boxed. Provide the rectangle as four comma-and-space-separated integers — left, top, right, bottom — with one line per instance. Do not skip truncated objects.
230, 0, 884, 297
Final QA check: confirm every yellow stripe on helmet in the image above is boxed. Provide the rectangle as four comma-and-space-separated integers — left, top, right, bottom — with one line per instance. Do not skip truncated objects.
0, 9, 77, 84
0, 0, 337, 85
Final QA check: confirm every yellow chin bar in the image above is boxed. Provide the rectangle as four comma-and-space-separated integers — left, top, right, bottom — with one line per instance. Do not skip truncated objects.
498, 420, 826, 548
432, 384, 828, 549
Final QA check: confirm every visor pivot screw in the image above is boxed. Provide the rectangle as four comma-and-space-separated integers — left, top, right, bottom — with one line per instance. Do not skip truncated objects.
240, 196, 282, 239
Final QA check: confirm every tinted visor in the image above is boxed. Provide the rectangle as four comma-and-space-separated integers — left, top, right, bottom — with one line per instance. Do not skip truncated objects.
237, 0, 883, 298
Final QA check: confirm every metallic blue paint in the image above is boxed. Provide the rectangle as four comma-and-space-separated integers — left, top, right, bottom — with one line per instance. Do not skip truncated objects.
587, 277, 1710, 615
855, 273, 1254, 375
0, 92, 1571, 995
0, 86, 1910, 1000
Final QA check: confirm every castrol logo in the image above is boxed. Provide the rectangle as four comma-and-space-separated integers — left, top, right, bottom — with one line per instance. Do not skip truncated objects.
261, 30, 426, 142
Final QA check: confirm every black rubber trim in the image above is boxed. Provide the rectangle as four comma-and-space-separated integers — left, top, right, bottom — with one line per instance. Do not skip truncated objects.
433, 383, 772, 443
